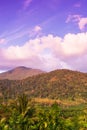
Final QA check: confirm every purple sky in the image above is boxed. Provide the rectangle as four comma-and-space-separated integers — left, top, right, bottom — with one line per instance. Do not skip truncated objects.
0, 0, 87, 72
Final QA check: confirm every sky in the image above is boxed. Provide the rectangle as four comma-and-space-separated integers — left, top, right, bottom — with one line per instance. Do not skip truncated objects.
0, 0, 87, 72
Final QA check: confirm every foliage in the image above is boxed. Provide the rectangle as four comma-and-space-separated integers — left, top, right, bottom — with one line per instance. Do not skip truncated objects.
0, 94, 87, 130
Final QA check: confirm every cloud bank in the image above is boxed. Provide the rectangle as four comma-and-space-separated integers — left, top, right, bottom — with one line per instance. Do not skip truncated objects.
0, 32, 87, 72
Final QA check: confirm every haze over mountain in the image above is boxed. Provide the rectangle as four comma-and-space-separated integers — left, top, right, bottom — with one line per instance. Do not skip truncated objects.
0, 66, 44, 80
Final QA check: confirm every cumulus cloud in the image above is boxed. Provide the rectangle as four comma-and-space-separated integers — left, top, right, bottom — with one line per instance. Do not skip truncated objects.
62, 33, 87, 56
66, 15, 87, 30
0, 33, 87, 72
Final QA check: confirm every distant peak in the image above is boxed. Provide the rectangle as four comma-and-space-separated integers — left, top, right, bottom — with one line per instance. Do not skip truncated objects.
14, 66, 31, 70
0, 66, 44, 80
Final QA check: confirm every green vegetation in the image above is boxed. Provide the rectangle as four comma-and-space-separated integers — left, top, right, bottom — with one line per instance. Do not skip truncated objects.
0, 94, 87, 130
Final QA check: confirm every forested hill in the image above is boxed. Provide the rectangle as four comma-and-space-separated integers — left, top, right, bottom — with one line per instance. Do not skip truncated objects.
22, 69, 87, 100
0, 69, 87, 102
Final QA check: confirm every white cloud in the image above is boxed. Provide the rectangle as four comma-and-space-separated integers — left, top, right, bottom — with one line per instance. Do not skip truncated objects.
66, 15, 87, 30
62, 33, 87, 56
0, 32, 87, 72
34, 26, 42, 32
29, 25, 42, 37
78, 17, 87, 30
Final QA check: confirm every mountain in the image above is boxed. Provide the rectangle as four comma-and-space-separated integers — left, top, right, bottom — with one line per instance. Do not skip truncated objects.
0, 69, 87, 105
0, 66, 44, 80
